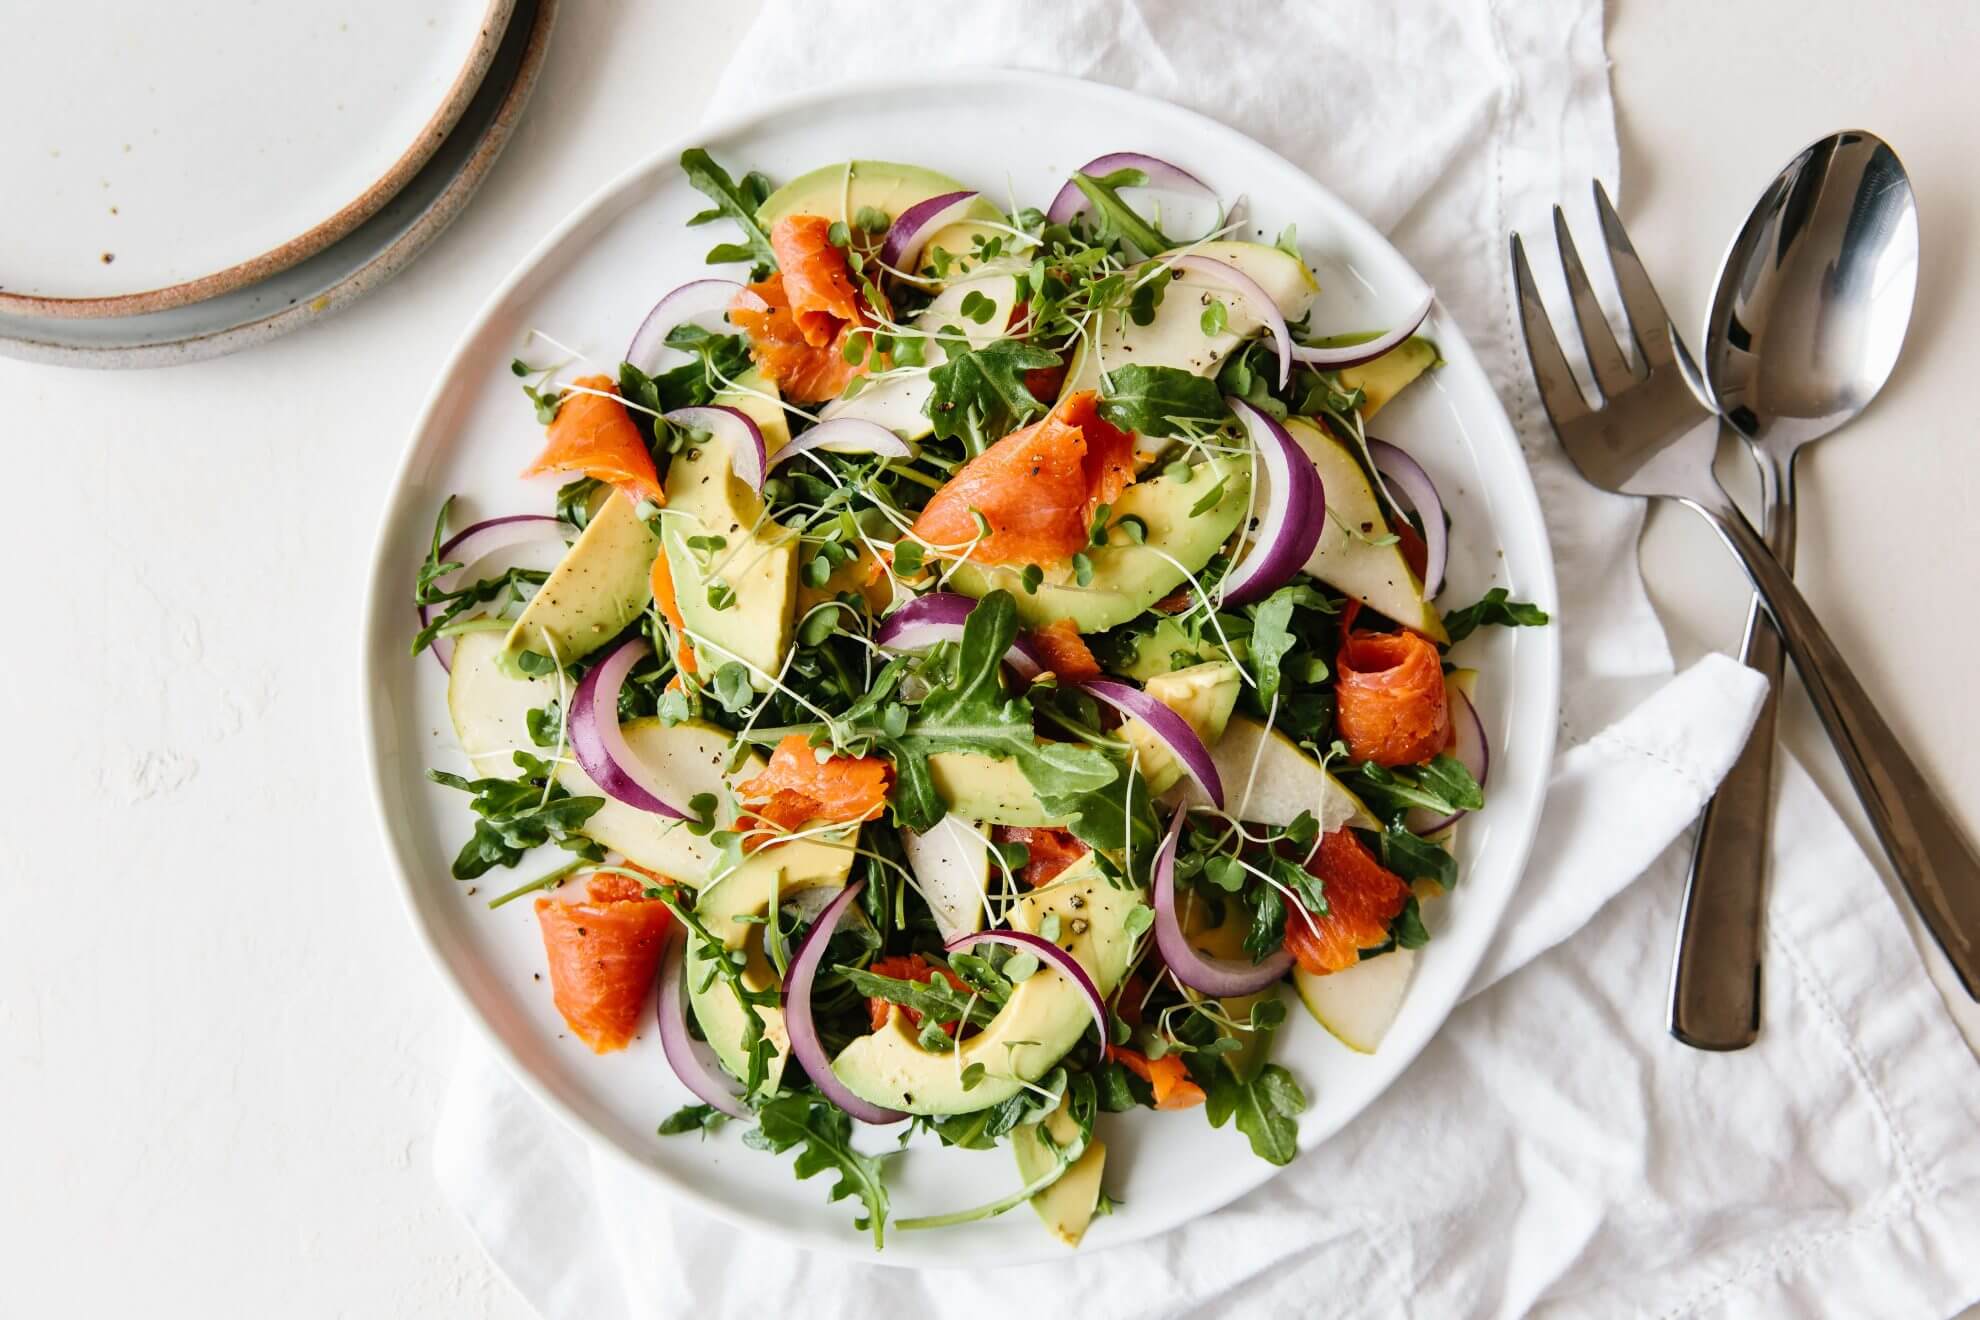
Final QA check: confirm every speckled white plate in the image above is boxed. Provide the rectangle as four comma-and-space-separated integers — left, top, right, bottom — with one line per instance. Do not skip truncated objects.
0, 0, 512, 317
0, 0, 553, 369
362, 70, 1560, 1266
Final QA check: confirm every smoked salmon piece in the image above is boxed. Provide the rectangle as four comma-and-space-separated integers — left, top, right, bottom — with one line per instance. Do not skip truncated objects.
521, 376, 664, 505
770, 215, 864, 347
534, 874, 675, 1053
1282, 829, 1410, 976
994, 825, 1090, 888
1335, 627, 1451, 766
864, 953, 968, 1034
729, 276, 868, 404
1107, 1044, 1206, 1110
648, 551, 697, 677
735, 734, 892, 845
1026, 618, 1102, 681
909, 390, 1135, 566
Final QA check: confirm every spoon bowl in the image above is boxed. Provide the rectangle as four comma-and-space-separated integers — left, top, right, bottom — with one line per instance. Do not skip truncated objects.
1704, 131, 1919, 452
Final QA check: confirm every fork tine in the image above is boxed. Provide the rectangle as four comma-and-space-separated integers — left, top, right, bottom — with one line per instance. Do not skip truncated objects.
1510, 232, 1592, 433
1552, 205, 1638, 396
1591, 181, 1684, 370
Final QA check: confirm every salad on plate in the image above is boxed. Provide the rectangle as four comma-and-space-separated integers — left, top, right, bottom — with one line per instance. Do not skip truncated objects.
412, 148, 1548, 1248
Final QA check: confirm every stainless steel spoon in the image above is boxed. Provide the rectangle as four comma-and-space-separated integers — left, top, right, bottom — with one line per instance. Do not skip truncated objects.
1668, 131, 1921, 1049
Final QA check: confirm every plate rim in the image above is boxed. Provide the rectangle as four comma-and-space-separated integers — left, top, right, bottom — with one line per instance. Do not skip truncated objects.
360, 66, 1561, 1265
0, 0, 517, 321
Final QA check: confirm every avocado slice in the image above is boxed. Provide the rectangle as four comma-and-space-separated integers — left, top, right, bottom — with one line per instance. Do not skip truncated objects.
1337, 336, 1439, 418
1282, 417, 1447, 642
927, 751, 1069, 827
1180, 714, 1377, 833
831, 854, 1142, 1114
944, 454, 1249, 633
662, 372, 798, 689
820, 271, 1021, 434
759, 160, 989, 230
684, 834, 860, 1092
445, 631, 759, 884
1012, 1096, 1106, 1247
1120, 661, 1241, 794
499, 491, 657, 676
1174, 891, 1277, 1080
1106, 616, 1241, 683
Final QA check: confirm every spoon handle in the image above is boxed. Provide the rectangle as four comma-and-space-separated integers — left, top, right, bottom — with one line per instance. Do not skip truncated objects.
1685, 492, 1980, 1000
1668, 446, 1794, 1049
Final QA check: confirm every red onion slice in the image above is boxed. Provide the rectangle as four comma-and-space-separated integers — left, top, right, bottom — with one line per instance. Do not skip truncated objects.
1223, 398, 1326, 606
1080, 678, 1224, 810
1368, 438, 1448, 598
944, 930, 1109, 1055
1170, 254, 1292, 390
875, 592, 1047, 679
1153, 809, 1294, 997
1289, 289, 1435, 369
626, 278, 767, 376
1046, 152, 1216, 227
768, 417, 915, 470
786, 882, 907, 1124
656, 926, 750, 1119
1406, 688, 1489, 835
565, 638, 688, 819
665, 405, 767, 491
879, 190, 981, 272
418, 514, 572, 673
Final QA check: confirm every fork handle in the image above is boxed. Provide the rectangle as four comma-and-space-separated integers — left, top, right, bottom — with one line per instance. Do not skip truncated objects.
1668, 446, 1796, 1050
1689, 494, 1980, 1000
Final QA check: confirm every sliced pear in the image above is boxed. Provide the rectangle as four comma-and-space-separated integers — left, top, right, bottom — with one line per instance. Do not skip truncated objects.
1177, 715, 1376, 832
1281, 417, 1447, 642
900, 815, 991, 941
820, 271, 1021, 439
1069, 240, 1318, 411
1295, 949, 1416, 1054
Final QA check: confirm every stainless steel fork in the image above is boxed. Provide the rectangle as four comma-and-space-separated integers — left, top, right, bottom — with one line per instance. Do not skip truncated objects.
1511, 183, 1980, 1003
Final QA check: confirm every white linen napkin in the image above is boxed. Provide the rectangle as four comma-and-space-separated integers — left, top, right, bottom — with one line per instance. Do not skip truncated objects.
434, 2, 1980, 1315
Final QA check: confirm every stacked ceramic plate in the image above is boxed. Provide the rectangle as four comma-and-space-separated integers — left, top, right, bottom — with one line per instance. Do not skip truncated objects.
0, 0, 556, 368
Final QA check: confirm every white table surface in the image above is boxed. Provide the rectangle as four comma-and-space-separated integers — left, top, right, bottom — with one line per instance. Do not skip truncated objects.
3, 2, 1975, 1315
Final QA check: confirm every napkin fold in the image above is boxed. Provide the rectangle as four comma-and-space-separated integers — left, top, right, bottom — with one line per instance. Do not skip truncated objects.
435, 2, 1980, 1315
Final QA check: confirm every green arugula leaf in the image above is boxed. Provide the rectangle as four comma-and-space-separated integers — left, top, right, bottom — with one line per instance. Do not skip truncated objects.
1069, 171, 1170, 255
1377, 822, 1457, 889
680, 148, 777, 279
1201, 1059, 1306, 1165
1442, 587, 1551, 644
1391, 895, 1431, 949
1097, 364, 1230, 437
657, 1103, 728, 1136
1346, 754, 1484, 820
837, 966, 1000, 1031
427, 752, 604, 879
746, 1091, 894, 1247
923, 340, 1061, 455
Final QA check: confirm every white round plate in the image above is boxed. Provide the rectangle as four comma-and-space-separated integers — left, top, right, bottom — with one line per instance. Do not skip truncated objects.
362, 70, 1559, 1265
0, 0, 555, 370
0, 0, 512, 316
